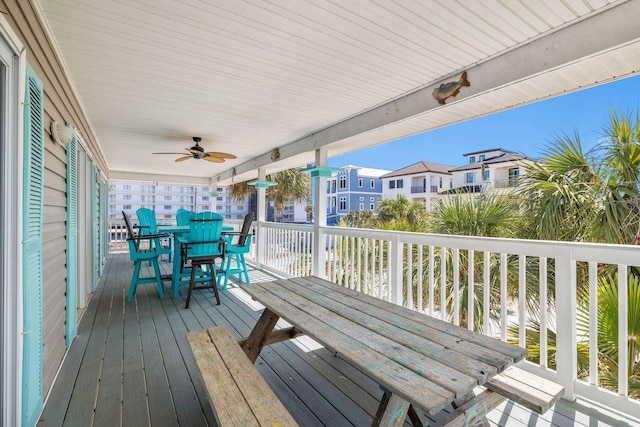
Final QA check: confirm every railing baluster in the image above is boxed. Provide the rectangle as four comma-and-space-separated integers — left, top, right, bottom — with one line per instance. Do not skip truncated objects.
440, 247, 447, 321
518, 254, 526, 349
364, 238, 369, 295
589, 261, 598, 385
483, 251, 490, 336
618, 264, 628, 397
357, 237, 362, 293
417, 244, 423, 313
453, 248, 459, 326
429, 246, 434, 316
540, 257, 548, 369
468, 249, 474, 331
407, 244, 413, 309
500, 252, 507, 341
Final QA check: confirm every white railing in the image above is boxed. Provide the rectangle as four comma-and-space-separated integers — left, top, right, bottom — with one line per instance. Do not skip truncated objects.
258, 222, 640, 415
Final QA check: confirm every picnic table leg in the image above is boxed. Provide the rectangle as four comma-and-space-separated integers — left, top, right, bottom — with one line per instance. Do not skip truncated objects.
372, 389, 410, 427
242, 308, 280, 363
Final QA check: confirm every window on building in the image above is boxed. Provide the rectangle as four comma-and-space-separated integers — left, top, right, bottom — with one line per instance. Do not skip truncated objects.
202, 205, 210, 210
370, 179, 375, 188
449, 178, 453, 189
123, 204, 131, 210
202, 187, 209, 192
479, 154, 485, 161
469, 156, 475, 164
331, 180, 336, 192
484, 170, 490, 181
396, 179, 403, 189
465, 173, 474, 184
123, 184, 131, 190
339, 175, 346, 189
202, 196, 209, 201
237, 205, 243, 209
370, 203, 375, 210
332, 197, 336, 207
339, 197, 346, 210
164, 214, 172, 219
164, 205, 171, 210
359, 196, 364, 201
226, 206, 231, 213
358, 178, 363, 187
165, 185, 171, 191
389, 180, 395, 189
164, 195, 171, 200
439, 177, 443, 188
123, 194, 131, 200
217, 196, 223, 201
508, 167, 520, 185
370, 197, 374, 201
359, 203, 364, 210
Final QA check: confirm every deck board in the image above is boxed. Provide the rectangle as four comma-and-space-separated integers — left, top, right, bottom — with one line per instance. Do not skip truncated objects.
41, 253, 639, 427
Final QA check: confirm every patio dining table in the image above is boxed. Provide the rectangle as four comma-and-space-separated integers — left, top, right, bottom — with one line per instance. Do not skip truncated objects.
240, 275, 528, 426
157, 224, 234, 298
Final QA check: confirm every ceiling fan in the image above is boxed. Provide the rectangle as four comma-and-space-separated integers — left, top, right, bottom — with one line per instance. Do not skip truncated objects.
152, 137, 237, 163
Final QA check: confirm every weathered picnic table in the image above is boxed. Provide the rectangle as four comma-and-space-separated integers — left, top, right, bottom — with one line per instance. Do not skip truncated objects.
238, 275, 536, 426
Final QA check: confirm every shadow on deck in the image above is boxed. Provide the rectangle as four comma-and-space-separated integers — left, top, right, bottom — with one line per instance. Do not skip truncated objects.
40, 254, 637, 426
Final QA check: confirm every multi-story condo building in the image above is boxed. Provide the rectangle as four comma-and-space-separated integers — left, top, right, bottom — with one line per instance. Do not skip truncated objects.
380, 161, 454, 211
326, 165, 390, 225
109, 180, 249, 224
446, 148, 530, 194
380, 149, 531, 211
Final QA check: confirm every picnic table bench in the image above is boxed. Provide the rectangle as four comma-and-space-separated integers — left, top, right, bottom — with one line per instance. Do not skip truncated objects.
188, 276, 564, 426
187, 326, 298, 427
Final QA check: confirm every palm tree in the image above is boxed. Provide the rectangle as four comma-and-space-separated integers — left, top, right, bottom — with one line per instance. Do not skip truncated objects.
341, 210, 375, 228
377, 194, 428, 232
518, 109, 640, 244
429, 192, 520, 238
228, 168, 310, 221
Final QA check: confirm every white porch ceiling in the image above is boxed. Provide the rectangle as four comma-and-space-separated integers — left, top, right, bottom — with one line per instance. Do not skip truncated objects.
36, 0, 640, 185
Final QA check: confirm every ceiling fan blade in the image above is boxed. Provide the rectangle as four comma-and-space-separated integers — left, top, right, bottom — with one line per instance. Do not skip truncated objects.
175, 156, 193, 162
186, 147, 203, 155
203, 156, 225, 163
153, 152, 188, 155
204, 151, 237, 159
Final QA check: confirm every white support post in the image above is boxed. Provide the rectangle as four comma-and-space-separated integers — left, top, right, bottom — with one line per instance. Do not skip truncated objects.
255, 168, 267, 268
390, 233, 403, 306
555, 247, 577, 401
312, 149, 328, 278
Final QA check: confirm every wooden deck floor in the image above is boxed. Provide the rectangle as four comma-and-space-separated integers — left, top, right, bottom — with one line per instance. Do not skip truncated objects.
40, 253, 638, 427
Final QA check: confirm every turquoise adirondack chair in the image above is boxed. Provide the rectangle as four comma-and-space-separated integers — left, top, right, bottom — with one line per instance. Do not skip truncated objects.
137, 207, 172, 261
122, 211, 167, 302
176, 208, 195, 226
179, 212, 226, 308
219, 212, 254, 289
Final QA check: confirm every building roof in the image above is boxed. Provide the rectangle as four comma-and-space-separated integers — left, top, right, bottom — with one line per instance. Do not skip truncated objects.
462, 148, 516, 157
338, 165, 391, 178
380, 161, 453, 179
450, 152, 528, 172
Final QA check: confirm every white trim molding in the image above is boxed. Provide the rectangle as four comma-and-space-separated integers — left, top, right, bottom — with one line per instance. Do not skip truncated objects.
0, 13, 26, 427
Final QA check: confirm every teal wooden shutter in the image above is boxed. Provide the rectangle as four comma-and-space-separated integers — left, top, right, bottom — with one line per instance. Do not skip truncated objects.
66, 132, 78, 347
22, 65, 45, 427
